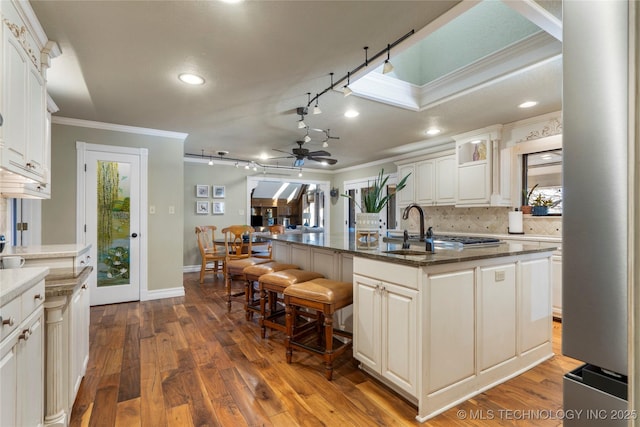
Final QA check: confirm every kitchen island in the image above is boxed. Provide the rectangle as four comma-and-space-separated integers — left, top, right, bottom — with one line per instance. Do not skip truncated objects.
268, 233, 556, 422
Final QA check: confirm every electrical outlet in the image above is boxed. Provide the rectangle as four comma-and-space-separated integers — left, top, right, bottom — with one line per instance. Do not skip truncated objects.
169, 206, 175, 214
238, 209, 244, 216
149, 205, 156, 214
495, 270, 505, 282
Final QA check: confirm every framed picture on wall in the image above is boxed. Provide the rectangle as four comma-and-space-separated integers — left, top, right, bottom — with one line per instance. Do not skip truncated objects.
196, 201, 210, 214
196, 184, 209, 198
213, 201, 225, 215
213, 185, 225, 198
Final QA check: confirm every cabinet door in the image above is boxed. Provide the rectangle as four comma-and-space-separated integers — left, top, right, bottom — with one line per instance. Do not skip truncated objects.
427, 269, 475, 393
478, 264, 516, 371
397, 164, 415, 206
26, 66, 46, 179
0, 334, 18, 427
3, 34, 28, 169
519, 258, 551, 353
70, 283, 89, 403
415, 160, 434, 205
19, 312, 44, 427
457, 162, 489, 205
552, 254, 562, 318
435, 155, 455, 205
353, 274, 381, 372
381, 282, 418, 395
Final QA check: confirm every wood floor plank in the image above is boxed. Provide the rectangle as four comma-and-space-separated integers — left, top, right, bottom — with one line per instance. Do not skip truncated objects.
115, 397, 141, 427
139, 337, 168, 427
71, 272, 582, 427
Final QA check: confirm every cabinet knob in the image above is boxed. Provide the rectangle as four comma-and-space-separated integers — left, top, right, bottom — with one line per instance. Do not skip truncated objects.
81, 284, 88, 290
1, 316, 15, 327
19, 328, 31, 341
34, 294, 43, 301
80, 260, 85, 264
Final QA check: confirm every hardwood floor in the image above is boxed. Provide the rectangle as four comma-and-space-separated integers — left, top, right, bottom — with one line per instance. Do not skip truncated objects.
70, 272, 581, 426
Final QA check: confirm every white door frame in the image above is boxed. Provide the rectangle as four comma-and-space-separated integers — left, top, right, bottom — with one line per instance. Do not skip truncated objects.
76, 141, 148, 302
343, 172, 399, 236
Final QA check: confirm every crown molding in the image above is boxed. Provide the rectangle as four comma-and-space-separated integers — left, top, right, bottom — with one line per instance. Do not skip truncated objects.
52, 116, 189, 140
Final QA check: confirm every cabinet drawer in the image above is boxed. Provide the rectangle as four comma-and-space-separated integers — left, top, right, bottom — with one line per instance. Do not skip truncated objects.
353, 257, 419, 290
1, 297, 21, 340
21, 280, 45, 318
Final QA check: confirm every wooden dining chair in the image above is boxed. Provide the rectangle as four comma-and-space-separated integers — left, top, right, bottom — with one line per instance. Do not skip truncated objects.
221, 225, 270, 310
195, 226, 227, 284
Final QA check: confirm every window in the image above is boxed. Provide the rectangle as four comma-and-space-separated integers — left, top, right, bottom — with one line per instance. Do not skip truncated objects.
522, 149, 562, 215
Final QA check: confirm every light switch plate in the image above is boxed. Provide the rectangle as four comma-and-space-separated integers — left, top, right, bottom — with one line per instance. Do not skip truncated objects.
149, 205, 156, 214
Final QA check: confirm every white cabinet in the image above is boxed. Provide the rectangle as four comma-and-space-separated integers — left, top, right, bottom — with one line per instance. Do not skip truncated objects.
0, 274, 46, 427
552, 253, 562, 319
454, 125, 511, 207
425, 269, 475, 393
353, 258, 419, 396
69, 281, 90, 403
0, 0, 56, 197
397, 163, 415, 206
396, 152, 455, 207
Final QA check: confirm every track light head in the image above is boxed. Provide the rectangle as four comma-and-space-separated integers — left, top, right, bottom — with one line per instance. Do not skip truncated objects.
313, 104, 322, 115
298, 119, 306, 129
343, 86, 353, 97
383, 60, 394, 74
322, 141, 329, 148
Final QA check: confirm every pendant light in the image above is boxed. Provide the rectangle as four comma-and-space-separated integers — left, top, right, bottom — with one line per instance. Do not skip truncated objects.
382, 44, 394, 74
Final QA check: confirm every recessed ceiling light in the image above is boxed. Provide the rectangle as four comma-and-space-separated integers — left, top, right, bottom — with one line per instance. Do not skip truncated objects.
259, 153, 269, 160
178, 73, 205, 85
519, 101, 537, 109
425, 128, 441, 136
344, 109, 359, 118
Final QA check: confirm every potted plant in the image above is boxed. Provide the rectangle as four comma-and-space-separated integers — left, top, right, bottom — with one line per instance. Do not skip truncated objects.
521, 183, 538, 215
342, 168, 411, 248
531, 193, 553, 216
343, 168, 411, 214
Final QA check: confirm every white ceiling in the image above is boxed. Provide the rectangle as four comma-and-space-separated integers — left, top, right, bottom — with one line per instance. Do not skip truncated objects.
30, 0, 563, 171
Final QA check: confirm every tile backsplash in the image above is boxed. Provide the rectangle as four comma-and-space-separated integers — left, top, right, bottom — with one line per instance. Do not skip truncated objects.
401, 206, 561, 237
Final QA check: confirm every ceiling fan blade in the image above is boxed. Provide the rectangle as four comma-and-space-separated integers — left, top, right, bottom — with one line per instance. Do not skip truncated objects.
272, 148, 293, 155
269, 155, 294, 160
307, 150, 331, 157
308, 157, 338, 165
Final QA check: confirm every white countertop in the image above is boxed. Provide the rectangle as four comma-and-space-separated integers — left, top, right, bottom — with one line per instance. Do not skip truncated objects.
1, 243, 91, 259
0, 266, 49, 306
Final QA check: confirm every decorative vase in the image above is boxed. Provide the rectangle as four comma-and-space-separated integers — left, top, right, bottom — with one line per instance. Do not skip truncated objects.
521, 205, 532, 215
355, 212, 380, 249
531, 206, 549, 216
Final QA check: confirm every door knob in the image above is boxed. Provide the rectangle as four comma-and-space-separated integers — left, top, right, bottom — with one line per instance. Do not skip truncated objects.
131, 233, 138, 238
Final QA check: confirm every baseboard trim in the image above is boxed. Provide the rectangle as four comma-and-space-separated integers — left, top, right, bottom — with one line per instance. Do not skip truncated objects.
142, 286, 185, 301
183, 265, 201, 273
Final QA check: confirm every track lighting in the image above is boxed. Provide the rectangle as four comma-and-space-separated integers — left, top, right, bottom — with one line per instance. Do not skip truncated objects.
304, 134, 311, 143
313, 93, 322, 114
322, 141, 328, 148
186, 151, 317, 175
208, 157, 213, 166
343, 71, 353, 97
235, 162, 239, 168
298, 119, 306, 129
382, 44, 394, 74
298, 169, 303, 177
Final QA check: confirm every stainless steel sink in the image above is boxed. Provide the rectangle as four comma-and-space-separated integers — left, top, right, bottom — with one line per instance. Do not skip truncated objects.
382, 249, 429, 256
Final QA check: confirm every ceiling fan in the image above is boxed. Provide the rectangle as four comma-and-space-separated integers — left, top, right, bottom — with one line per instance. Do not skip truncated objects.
310, 128, 340, 143
272, 141, 338, 167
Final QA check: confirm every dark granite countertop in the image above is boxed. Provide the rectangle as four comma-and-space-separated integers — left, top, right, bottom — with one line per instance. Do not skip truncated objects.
267, 233, 556, 267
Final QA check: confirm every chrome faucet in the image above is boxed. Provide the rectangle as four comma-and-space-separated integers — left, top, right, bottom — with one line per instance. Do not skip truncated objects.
402, 203, 425, 242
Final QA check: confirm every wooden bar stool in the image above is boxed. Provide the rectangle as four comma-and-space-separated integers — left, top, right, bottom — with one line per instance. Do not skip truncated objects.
258, 269, 324, 338
242, 261, 299, 321
284, 278, 353, 380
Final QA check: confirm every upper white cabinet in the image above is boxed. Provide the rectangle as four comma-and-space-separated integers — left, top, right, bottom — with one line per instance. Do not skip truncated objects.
396, 151, 456, 207
0, 0, 58, 198
454, 125, 511, 207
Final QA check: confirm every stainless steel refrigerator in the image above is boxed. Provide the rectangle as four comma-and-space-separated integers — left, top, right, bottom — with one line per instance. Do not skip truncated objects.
562, 1, 630, 425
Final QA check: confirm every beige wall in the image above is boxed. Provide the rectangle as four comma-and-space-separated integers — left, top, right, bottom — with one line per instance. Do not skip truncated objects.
183, 161, 328, 267
42, 123, 185, 292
